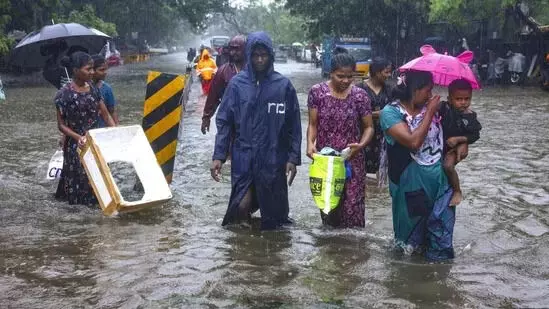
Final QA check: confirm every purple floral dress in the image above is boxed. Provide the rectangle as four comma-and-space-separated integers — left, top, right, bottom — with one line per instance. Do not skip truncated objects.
308, 82, 372, 228
54, 82, 102, 205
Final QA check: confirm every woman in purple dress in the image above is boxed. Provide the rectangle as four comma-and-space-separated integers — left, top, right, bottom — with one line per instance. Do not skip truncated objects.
307, 52, 374, 228
55, 52, 115, 205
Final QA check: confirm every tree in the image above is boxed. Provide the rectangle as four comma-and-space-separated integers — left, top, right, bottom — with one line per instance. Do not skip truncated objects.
212, 2, 307, 44
284, 0, 431, 62
0, 0, 12, 55
3, 0, 229, 47
429, 0, 515, 30
54, 4, 117, 36
8, 0, 61, 31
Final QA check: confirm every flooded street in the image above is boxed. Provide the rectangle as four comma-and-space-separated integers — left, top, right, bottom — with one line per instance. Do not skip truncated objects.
1, 53, 549, 308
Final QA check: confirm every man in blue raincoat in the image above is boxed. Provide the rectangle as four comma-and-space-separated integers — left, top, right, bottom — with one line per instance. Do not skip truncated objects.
211, 31, 302, 230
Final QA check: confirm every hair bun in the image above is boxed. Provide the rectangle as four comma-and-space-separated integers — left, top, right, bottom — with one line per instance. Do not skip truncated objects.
60, 56, 71, 68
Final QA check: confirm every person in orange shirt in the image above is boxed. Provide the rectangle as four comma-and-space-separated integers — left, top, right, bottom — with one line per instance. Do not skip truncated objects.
196, 48, 217, 95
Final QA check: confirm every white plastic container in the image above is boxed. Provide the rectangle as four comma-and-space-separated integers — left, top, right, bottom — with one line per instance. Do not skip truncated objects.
79, 125, 173, 215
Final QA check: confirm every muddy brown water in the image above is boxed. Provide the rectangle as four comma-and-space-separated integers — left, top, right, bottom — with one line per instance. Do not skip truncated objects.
1, 53, 548, 308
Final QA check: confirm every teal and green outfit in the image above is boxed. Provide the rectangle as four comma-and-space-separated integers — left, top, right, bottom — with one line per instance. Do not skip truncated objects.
380, 101, 455, 261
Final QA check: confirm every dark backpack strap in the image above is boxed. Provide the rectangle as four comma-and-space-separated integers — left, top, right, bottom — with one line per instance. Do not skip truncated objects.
386, 102, 413, 184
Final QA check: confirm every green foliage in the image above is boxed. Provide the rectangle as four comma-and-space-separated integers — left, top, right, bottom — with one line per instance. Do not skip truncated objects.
55, 4, 117, 36
9, 0, 61, 31
91, 0, 228, 44
2, 0, 229, 50
284, 0, 431, 60
215, 2, 307, 44
429, 0, 515, 27
528, 0, 549, 25
0, 0, 11, 55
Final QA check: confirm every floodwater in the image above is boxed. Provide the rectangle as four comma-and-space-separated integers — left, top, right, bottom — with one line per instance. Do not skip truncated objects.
1, 53, 549, 308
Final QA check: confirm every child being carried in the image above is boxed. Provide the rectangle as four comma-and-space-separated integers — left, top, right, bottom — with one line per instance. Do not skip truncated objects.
440, 79, 482, 206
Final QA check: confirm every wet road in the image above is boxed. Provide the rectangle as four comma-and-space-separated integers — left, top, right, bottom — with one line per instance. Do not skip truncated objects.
1, 53, 549, 308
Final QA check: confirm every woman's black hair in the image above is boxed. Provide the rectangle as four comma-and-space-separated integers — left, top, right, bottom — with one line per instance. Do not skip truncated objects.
60, 51, 92, 71
91, 54, 106, 69
391, 70, 433, 101
330, 52, 356, 73
370, 57, 391, 77
333, 46, 348, 55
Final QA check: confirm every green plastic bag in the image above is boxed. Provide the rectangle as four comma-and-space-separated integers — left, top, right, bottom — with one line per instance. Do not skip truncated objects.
309, 153, 346, 214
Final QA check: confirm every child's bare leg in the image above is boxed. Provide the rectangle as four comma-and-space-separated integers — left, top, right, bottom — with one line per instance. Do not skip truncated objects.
443, 150, 463, 206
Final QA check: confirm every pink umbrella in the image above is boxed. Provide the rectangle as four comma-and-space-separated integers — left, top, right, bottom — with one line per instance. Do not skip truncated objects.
399, 45, 480, 89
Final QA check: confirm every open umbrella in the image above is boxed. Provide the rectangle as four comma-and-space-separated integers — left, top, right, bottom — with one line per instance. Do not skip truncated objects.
9, 23, 111, 68
399, 45, 480, 89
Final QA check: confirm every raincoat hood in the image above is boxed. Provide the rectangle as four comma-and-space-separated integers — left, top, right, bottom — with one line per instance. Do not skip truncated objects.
245, 31, 274, 81
213, 32, 302, 229
200, 49, 211, 61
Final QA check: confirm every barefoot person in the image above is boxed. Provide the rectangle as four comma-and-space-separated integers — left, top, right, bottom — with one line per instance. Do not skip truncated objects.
381, 70, 462, 261
440, 79, 482, 205
196, 48, 217, 96
211, 31, 301, 230
307, 52, 374, 228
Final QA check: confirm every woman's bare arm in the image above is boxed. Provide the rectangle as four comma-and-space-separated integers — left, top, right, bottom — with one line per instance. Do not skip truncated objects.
306, 108, 318, 159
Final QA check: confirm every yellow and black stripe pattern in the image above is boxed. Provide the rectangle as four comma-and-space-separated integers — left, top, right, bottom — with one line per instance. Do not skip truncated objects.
142, 71, 187, 183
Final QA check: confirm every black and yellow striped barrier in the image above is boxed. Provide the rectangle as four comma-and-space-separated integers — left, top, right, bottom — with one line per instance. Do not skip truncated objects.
142, 71, 188, 183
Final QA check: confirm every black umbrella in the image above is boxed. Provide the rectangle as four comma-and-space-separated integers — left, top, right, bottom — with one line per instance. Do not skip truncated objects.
9, 23, 111, 68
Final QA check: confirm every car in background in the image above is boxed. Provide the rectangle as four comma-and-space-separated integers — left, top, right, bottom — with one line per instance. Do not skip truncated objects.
321, 37, 372, 78
210, 36, 230, 56
275, 45, 289, 63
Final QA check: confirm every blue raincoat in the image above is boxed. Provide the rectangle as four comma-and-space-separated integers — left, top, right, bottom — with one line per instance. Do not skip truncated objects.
213, 32, 302, 230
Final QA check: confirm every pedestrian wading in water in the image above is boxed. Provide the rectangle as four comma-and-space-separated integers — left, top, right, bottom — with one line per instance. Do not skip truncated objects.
357, 57, 392, 176
92, 54, 119, 127
307, 52, 374, 228
380, 70, 465, 261
54, 51, 115, 205
196, 48, 217, 95
201, 34, 247, 134
439, 79, 482, 206
211, 31, 301, 230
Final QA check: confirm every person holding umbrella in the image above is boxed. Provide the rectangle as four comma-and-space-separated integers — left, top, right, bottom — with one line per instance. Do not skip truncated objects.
55, 51, 115, 205
380, 45, 480, 261
398, 45, 482, 207
41, 40, 69, 89
380, 70, 455, 261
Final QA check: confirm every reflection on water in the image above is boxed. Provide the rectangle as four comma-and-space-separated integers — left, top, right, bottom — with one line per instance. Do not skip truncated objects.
0, 54, 548, 308
107, 161, 144, 202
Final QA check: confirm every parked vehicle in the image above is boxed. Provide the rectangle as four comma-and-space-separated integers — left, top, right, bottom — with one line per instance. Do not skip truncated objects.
210, 36, 230, 56
290, 42, 304, 61
508, 51, 526, 85
321, 37, 372, 78
275, 45, 288, 63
